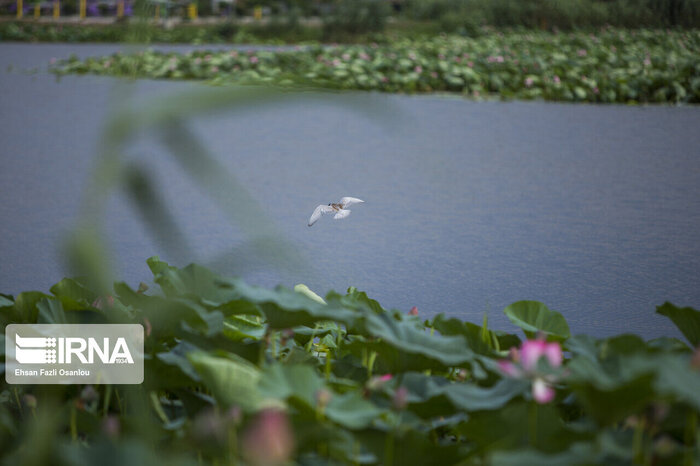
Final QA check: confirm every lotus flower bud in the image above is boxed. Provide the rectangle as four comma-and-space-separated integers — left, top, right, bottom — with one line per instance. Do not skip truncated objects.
80, 385, 99, 404
315, 388, 332, 409
102, 415, 120, 440
22, 394, 37, 409
393, 386, 408, 410
242, 409, 294, 466
366, 374, 392, 391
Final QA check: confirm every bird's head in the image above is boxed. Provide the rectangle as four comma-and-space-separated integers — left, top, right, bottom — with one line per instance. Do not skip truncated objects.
327, 203, 331, 206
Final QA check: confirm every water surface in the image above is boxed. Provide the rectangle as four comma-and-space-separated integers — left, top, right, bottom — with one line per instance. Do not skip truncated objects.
2, 43, 700, 339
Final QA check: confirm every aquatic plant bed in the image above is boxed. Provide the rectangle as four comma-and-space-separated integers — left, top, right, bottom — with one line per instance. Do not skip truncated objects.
1, 257, 699, 464
52, 28, 700, 103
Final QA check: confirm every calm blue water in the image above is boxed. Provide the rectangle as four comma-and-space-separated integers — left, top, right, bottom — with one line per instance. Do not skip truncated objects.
2, 43, 700, 339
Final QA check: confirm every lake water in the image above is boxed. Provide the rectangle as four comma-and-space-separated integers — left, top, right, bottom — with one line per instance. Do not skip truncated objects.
2, 43, 700, 339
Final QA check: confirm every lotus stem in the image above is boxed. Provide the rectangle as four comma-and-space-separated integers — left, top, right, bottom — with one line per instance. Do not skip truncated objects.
70, 405, 77, 442
684, 410, 697, 466
528, 402, 537, 446
103, 384, 112, 416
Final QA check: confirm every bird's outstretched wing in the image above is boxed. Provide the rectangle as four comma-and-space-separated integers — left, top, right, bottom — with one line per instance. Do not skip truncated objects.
334, 209, 351, 220
308, 205, 334, 226
339, 197, 364, 208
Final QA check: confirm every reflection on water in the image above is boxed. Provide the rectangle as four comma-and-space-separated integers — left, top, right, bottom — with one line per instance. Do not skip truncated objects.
2, 43, 700, 339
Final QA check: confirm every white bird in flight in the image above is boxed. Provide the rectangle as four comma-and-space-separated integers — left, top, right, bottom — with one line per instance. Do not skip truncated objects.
308, 197, 365, 227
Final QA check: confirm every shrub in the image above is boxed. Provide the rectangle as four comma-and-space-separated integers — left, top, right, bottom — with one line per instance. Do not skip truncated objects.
322, 0, 390, 40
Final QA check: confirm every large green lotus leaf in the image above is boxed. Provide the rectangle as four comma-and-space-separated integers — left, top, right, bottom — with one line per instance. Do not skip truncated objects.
226, 279, 359, 329
503, 301, 571, 341
216, 298, 263, 317
342, 287, 384, 314
566, 356, 657, 425
223, 315, 266, 341
324, 391, 385, 430
174, 327, 262, 365
3, 291, 51, 324
49, 278, 97, 310
187, 351, 262, 411
649, 354, 700, 410
656, 302, 700, 347
257, 363, 324, 409
457, 401, 589, 455
343, 313, 475, 373
291, 422, 370, 464
599, 334, 649, 355
36, 298, 67, 324
292, 322, 340, 347
58, 439, 198, 466
0, 295, 13, 308
150, 341, 203, 388
431, 314, 520, 356
364, 312, 474, 366
401, 373, 529, 416
646, 337, 691, 353
114, 282, 223, 337
431, 314, 494, 356
488, 442, 599, 466
355, 427, 465, 466
147, 256, 238, 305
565, 334, 599, 361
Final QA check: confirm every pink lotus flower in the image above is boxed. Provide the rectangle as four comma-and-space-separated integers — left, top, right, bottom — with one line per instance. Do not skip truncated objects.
250, 56, 259, 64
498, 338, 563, 404
409, 306, 419, 316
242, 409, 294, 466
102, 415, 120, 440
393, 386, 408, 410
359, 52, 370, 61
532, 378, 555, 403
414, 66, 423, 73
342, 53, 350, 60
525, 77, 534, 88
366, 373, 393, 392
577, 49, 587, 57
